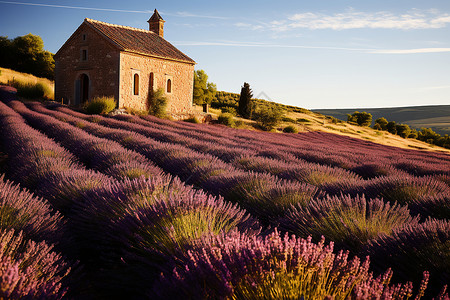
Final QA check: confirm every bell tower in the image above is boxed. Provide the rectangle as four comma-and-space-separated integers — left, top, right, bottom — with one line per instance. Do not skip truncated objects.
148, 9, 165, 38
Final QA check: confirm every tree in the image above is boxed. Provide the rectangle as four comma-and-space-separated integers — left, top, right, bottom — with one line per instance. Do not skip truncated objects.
386, 121, 397, 135
374, 117, 388, 131
252, 104, 285, 131
395, 124, 411, 138
0, 33, 54, 80
347, 111, 372, 127
408, 129, 418, 139
0, 36, 13, 69
238, 82, 253, 119
193, 70, 217, 105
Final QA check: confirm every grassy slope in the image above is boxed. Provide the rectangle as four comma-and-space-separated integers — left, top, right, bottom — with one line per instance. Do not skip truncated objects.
0, 67, 54, 99
314, 106, 450, 136
207, 93, 450, 154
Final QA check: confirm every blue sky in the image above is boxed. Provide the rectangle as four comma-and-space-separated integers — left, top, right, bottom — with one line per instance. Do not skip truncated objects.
1, 0, 449, 109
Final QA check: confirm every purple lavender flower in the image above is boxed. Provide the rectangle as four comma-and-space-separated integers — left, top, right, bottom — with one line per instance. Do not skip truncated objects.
0, 229, 71, 299
279, 194, 419, 253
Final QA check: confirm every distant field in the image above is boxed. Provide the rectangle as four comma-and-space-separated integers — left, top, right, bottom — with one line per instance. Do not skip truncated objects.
314, 105, 450, 136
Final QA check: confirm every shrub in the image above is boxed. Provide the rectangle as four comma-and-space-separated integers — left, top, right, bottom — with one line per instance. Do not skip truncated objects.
374, 117, 388, 130
104, 161, 163, 180
220, 106, 236, 115
366, 175, 449, 206
0, 175, 63, 242
347, 111, 372, 126
282, 125, 298, 133
252, 105, 285, 131
297, 118, 311, 123
83, 96, 116, 115
217, 113, 235, 127
7, 79, 51, 100
364, 219, 450, 297
183, 116, 201, 123
279, 194, 418, 253
148, 88, 167, 118
0, 229, 71, 299
155, 229, 426, 299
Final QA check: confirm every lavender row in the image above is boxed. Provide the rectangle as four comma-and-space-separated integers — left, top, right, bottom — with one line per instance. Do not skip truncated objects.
13, 101, 163, 182
6, 101, 449, 297
45, 104, 450, 221
30, 103, 321, 225
7, 102, 258, 297
155, 229, 441, 299
58, 105, 450, 179
133, 113, 450, 176
0, 102, 74, 298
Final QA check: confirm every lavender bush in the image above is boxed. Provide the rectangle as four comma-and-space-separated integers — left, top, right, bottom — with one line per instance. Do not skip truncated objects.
155, 229, 437, 299
0, 229, 71, 299
279, 194, 419, 253
0, 175, 63, 243
364, 218, 450, 297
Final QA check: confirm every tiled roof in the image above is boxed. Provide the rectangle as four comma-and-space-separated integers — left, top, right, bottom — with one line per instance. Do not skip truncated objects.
84, 18, 195, 64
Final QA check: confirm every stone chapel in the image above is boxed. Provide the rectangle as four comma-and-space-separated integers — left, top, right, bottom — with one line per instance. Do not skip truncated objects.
54, 9, 196, 114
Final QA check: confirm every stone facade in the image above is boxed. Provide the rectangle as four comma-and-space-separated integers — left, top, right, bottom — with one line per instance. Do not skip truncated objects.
119, 52, 194, 113
54, 14, 195, 114
54, 24, 120, 106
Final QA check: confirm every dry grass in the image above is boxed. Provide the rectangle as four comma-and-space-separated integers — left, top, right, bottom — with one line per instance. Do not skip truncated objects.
0, 67, 54, 100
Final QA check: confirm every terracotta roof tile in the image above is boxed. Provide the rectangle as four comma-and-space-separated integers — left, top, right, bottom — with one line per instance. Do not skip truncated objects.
84, 18, 195, 64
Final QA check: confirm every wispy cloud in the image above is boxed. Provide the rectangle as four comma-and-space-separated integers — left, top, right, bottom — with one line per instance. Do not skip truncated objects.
0, 1, 228, 19
237, 9, 450, 31
175, 40, 450, 55
370, 47, 450, 54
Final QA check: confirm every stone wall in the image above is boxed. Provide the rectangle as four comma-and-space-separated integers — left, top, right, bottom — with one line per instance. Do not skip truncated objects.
54, 23, 119, 105
119, 52, 195, 114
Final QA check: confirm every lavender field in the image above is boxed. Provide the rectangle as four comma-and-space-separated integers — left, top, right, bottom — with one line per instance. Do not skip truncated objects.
0, 99, 449, 299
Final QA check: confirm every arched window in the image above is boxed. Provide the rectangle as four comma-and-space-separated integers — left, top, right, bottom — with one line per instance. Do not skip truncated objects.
133, 73, 139, 95
167, 79, 172, 93
149, 72, 154, 90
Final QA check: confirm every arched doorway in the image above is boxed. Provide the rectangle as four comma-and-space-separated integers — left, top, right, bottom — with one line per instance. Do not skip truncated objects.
80, 74, 89, 104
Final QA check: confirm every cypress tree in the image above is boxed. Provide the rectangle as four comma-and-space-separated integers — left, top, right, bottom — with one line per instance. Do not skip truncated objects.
238, 82, 253, 119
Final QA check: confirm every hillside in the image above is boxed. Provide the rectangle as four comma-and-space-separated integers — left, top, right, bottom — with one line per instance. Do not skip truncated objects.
210, 91, 450, 153
314, 105, 450, 136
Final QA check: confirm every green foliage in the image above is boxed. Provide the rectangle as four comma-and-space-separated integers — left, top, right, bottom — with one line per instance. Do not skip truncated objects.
217, 113, 235, 127
193, 70, 217, 105
408, 129, 418, 139
281, 116, 296, 123
297, 118, 311, 123
373, 123, 382, 131
83, 96, 117, 115
0, 34, 54, 80
148, 88, 168, 118
283, 125, 298, 133
238, 82, 253, 119
325, 115, 340, 124
184, 116, 201, 123
7, 79, 50, 100
220, 106, 237, 115
396, 124, 411, 138
253, 104, 285, 131
347, 111, 372, 126
386, 121, 397, 134
374, 117, 388, 130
